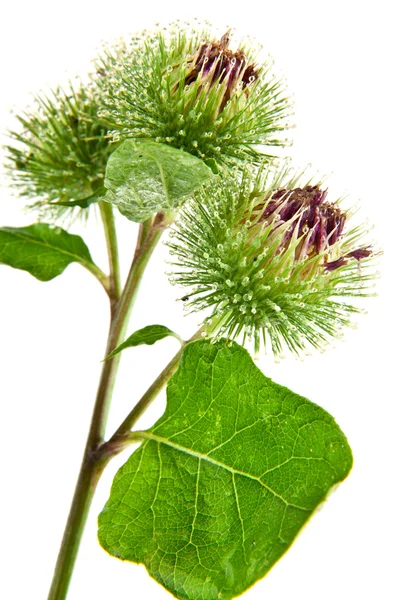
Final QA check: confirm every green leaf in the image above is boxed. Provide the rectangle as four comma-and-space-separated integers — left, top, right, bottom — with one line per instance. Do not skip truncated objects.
104, 140, 213, 222
105, 325, 182, 360
99, 340, 353, 600
0, 223, 99, 281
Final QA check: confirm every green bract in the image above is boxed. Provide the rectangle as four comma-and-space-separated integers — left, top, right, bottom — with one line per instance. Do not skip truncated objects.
95, 24, 291, 168
168, 167, 376, 357
99, 340, 353, 600
6, 82, 113, 217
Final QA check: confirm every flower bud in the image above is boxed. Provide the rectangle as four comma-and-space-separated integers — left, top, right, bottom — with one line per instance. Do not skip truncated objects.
95, 23, 291, 168
168, 168, 376, 357
6, 83, 112, 217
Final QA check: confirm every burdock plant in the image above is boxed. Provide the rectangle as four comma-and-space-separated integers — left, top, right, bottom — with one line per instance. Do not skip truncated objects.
168, 167, 374, 356
1, 22, 377, 600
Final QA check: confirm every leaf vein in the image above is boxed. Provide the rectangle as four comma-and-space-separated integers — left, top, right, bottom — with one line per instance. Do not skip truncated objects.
138, 431, 309, 511
232, 472, 247, 561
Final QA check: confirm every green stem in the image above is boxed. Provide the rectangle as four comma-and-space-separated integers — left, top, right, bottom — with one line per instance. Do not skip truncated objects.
46, 452, 105, 600
48, 216, 166, 600
99, 201, 121, 303
102, 327, 205, 454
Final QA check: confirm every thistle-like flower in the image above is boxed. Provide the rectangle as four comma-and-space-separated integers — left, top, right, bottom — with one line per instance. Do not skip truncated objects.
168, 168, 376, 357
6, 82, 113, 217
95, 23, 291, 168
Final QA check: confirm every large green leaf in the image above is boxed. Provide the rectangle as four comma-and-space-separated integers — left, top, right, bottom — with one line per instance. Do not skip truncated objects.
105, 324, 182, 360
0, 223, 98, 281
99, 340, 352, 600
104, 140, 213, 222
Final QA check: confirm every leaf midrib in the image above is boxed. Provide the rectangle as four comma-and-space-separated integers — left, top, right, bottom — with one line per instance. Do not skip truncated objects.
1, 228, 91, 265
141, 147, 170, 205
137, 431, 310, 512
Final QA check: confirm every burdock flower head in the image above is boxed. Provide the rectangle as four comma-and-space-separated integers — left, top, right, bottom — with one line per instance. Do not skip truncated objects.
94, 22, 291, 168
6, 82, 113, 218
168, 167, 376, 357
183, 30, 259, 111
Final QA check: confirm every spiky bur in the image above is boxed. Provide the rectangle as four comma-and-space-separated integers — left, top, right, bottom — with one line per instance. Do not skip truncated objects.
168, 168, 376, 357
94, 23, 292, 169
6, 82, 113, 218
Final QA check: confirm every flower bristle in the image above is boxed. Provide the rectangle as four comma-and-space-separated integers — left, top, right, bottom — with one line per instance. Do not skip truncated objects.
5, 82, 113, 218
168, 167, 376, 357
94, 22, 292, 168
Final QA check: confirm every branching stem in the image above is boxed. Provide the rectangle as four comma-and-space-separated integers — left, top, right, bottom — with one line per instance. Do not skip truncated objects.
48, 213, 166, 600
100, 326, 205, 459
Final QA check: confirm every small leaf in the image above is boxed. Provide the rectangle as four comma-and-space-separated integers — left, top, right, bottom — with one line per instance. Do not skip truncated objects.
105, 325, 182, 360
99, 340, 353, 600
104, 140, 213, 222
0, 223, 98, 281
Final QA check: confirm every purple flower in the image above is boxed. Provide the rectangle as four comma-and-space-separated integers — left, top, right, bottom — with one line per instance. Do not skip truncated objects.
258, 185, 372, 270
185, 31, 259, 110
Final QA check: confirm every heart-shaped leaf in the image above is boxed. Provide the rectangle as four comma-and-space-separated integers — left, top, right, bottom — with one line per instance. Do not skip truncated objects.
99, 340, 352, 600
104, 140, 213, 222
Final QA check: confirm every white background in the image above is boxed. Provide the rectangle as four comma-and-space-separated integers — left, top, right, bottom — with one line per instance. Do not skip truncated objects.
0, 1, 403, 599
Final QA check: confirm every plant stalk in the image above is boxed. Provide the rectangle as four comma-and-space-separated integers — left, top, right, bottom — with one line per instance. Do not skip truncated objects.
48, 217, 165, 600
99, 201, 121, 304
